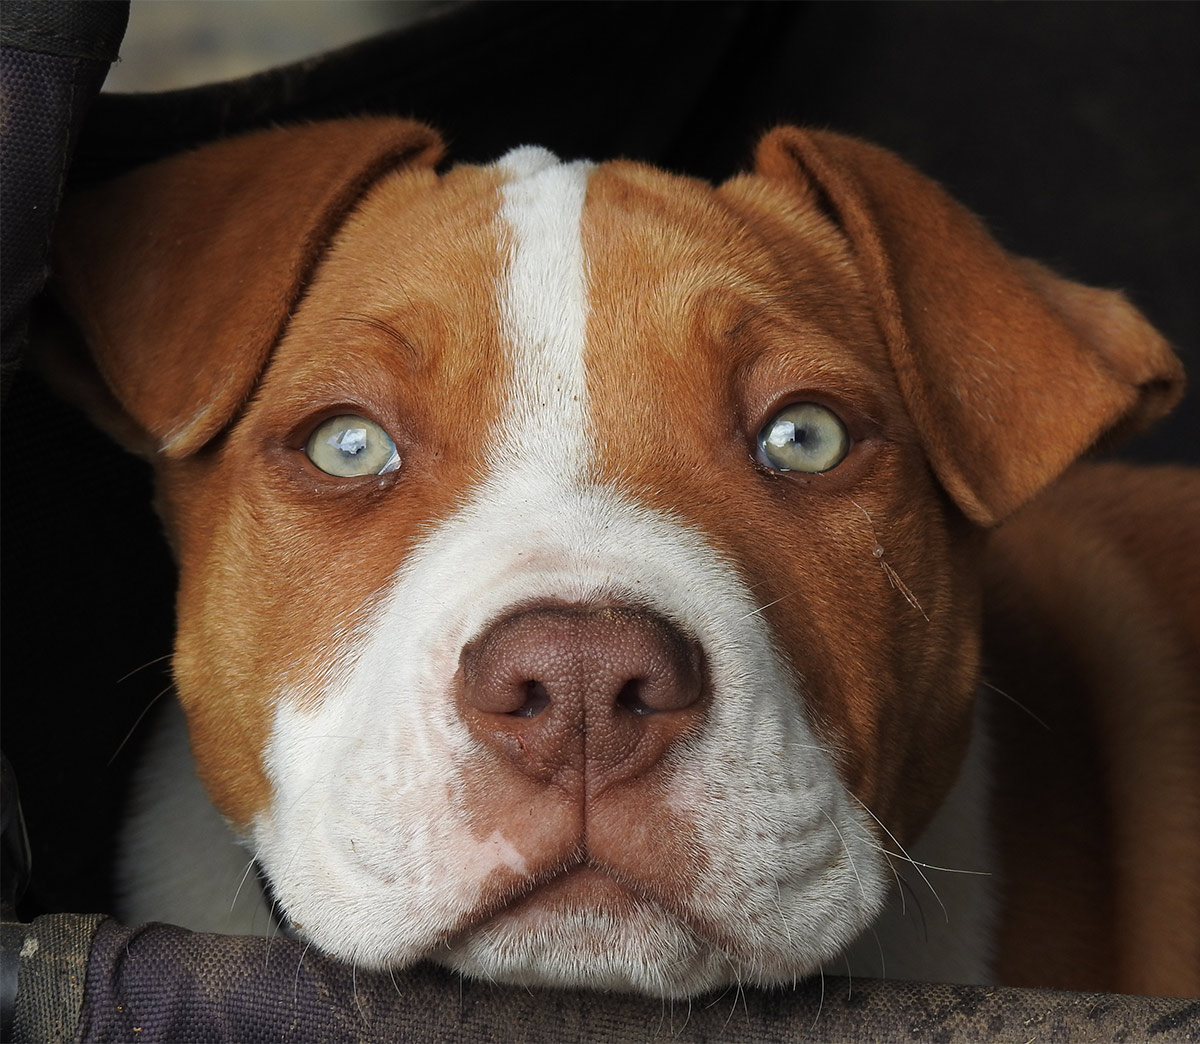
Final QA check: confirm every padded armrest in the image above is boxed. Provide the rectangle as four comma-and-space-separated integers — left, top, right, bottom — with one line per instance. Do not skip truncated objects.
5, 916, 1197, 1043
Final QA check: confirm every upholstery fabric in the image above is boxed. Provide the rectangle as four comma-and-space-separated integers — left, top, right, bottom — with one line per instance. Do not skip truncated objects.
0, 1, 127, 397
9, 916, 1198, 1043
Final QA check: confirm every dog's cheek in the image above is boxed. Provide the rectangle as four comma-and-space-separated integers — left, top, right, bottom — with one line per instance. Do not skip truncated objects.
715, 451, 983, 846
140, 458, 264, 826
812, 478, 982, 845
889, 509, 985, 843
154, 458, 389, 828
865, 479, 984, 844
169, 513, 276, 825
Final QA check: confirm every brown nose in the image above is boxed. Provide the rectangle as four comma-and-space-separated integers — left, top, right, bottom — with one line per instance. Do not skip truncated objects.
458, 605, 706, 798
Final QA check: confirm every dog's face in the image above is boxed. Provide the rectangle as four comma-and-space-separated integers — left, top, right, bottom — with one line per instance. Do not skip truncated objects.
158, 149, 978, 993
47, 120, 1180, 996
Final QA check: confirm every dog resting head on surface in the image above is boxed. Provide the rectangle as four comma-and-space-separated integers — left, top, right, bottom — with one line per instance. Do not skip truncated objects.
39, 118, 1198, 998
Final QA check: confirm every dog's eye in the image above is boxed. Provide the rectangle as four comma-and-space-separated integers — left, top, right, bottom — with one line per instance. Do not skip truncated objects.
757, 403, 850, 474
305, 415, 400, 477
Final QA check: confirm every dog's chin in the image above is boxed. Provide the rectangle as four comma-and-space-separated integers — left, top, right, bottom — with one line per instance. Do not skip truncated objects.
429, 869, 821, 999
434, 906, 725, 998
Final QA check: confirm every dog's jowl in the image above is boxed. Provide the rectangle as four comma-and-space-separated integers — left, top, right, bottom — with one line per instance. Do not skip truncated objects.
41, 118, 1199, 998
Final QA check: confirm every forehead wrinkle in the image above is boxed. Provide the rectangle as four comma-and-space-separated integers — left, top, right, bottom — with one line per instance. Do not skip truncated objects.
328, 313, 422, 363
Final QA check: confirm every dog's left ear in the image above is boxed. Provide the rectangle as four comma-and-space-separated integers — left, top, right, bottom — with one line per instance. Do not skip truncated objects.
754, 127, 1185, 526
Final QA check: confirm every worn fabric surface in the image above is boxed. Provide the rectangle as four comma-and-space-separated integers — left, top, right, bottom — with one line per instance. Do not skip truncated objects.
63, 919, 1198, 1043
7, 914, 104, 1043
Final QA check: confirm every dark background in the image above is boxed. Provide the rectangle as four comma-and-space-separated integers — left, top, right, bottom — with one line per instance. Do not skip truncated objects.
3, 1, 1197, 919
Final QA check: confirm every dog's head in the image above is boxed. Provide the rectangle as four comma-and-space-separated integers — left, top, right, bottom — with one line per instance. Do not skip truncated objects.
43, 118, 1181, 996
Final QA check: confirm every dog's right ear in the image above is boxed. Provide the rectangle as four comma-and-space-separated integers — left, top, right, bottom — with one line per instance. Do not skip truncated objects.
37, 118, 443, 459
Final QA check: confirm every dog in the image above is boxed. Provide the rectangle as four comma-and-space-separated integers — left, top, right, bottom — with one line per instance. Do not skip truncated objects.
38, 117, 1198, 999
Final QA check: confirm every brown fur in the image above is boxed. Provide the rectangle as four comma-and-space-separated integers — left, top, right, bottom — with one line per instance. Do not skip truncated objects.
160, 159, 515, 824
755, 129, 1184, 526
38, 119, 1195, 996
581, 161, 983, 844
985, 464, 1200, 995
49, 117, 443, 458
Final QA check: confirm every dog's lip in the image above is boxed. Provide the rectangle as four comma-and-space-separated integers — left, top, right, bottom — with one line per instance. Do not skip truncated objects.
497, 865, 644, 920
442, 864, 762, 968
449, 863, 659, 939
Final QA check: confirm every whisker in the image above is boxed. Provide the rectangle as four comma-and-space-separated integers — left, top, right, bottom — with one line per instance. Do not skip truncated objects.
771, 882, 795, 950
819, 808, 867, 903
857, 826, 990, 879
880, 560, 930, 621
352, 962, 369, 1026
106, 685, 171, 766
897, 874, 930, 942
849, 497, 875, 526
258, 851, 294, 969
851, 796, 947, 922
115, 652, 173, 685
810, 967, 825, 1033
848, 497, 929, 621
857, 826, 906, 916
738, 594, 791, 621
876, 850, 992, 876
293, 938, 314, 1008
980, 679, 1051, 732
230, 858, 258, 922
733, 977, 750, 1033
704, 969, 738, 1013
867, 924, 887, 979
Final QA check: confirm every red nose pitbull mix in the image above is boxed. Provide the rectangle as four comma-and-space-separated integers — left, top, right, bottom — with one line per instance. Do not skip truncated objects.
41, 119, 1199, 998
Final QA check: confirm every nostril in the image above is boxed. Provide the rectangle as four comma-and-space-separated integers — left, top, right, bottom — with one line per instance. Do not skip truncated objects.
461, 604, 706, 728
508, 680, 551, 718
616, 679, 656, 716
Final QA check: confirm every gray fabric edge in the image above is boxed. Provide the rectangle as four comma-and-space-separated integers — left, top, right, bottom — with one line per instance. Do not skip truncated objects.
74, 920, 1200, 1043
9, 914, 105, 1044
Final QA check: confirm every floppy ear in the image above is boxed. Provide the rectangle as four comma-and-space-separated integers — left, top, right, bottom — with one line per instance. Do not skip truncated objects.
754, 127, 1184, 526
40, 117, 443, 459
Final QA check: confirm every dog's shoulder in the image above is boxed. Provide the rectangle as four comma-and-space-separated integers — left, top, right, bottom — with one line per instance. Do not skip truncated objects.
982, 461, 1200, 995
985, 461, 1200, 682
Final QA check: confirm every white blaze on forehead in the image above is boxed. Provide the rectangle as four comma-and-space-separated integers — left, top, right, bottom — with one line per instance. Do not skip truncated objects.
495, 147, 594, 476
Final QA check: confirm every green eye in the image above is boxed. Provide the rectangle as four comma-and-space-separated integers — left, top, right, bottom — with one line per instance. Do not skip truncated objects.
757, 402, 850, 474
305, 415, 400, 477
